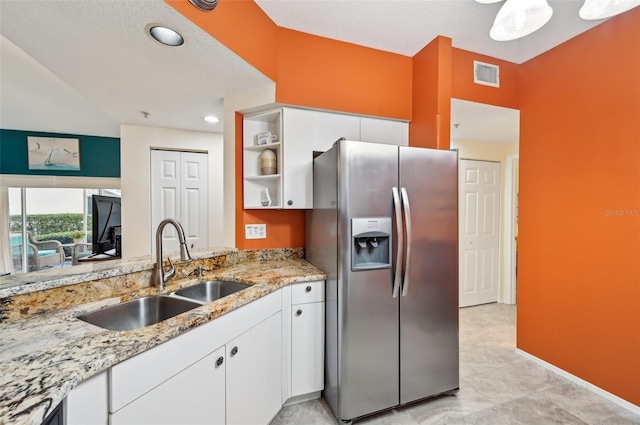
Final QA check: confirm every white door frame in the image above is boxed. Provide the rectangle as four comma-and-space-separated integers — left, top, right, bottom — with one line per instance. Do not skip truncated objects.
502, 154, 519, 304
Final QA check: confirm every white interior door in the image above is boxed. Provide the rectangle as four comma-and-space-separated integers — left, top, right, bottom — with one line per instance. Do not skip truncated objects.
151, 150, 208, 255
151, 150, 180, 255
180, 152, 208, 251
459, 159, 501, 307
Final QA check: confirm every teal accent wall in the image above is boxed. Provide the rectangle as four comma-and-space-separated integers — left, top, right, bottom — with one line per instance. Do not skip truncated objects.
0, 129, 120, 177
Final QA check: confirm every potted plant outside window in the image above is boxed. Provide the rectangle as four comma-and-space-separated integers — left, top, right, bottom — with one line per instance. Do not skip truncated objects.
71, 231, 85, 244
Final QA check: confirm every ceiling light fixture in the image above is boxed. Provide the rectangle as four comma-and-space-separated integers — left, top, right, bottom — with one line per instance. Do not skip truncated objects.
579, 0, 640, 19
490, 0, 553, 41
204, 115, 220, 124
148, 26, 184, 47
189, 0, 219, 12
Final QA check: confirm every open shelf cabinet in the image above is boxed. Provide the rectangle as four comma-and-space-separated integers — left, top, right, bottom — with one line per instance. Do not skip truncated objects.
243, 110, 283, 208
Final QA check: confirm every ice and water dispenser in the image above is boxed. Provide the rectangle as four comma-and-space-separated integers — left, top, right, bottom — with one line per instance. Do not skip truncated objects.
351, 217, 392, 271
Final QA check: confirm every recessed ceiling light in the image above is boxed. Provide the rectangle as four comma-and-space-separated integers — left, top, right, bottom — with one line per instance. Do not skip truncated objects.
148, 26, 184, 47
189, 0, 219, 12
204, 115, 220, 124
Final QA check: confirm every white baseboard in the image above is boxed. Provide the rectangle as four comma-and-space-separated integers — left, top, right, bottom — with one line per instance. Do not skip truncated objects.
283, 391, 321, 407
515, 348, 640, 416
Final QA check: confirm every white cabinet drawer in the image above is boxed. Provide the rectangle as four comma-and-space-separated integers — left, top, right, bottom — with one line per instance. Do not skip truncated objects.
291, 281, 324, 304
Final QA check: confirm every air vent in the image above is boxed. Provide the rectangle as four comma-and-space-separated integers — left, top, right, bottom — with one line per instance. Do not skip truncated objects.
474, 61, 500, 88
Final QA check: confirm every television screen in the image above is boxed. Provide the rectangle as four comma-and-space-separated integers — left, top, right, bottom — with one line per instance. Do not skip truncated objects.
91, 195, 121, 255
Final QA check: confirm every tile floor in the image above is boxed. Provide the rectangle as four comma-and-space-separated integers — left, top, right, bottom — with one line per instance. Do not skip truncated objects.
271, 303, 640, 425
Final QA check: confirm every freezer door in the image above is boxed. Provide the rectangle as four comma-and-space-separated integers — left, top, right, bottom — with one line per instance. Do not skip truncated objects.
399, 147, 459, 404
337, 140, 400, 420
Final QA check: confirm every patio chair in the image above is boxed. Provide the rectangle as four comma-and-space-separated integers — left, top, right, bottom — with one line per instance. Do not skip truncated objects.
10, 232, 65, 271
72, 243, 93, 265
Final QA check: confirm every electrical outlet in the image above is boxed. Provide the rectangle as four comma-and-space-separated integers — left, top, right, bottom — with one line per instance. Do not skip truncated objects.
245, 224, 267, 239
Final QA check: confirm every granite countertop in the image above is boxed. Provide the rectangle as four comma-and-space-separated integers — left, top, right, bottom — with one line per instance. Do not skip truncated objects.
0, 257, 325, 425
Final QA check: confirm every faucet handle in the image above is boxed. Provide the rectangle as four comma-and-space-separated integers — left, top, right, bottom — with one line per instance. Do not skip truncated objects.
164, 257, 176, 281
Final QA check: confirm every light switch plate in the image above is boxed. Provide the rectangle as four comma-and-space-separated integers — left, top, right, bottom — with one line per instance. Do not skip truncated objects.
245, 224, 267, 239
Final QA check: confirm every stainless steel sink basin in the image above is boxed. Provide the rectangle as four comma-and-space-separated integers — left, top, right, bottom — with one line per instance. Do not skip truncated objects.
174, 280, 250, 304
78, 295, 201, 331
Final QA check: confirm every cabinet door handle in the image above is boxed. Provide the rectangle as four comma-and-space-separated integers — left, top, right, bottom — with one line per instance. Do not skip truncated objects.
287, 200, 293, 206
216, 356, 224, 367
296, 309, 303, 316
231, 346, 238, 356
305, 285, 312, 293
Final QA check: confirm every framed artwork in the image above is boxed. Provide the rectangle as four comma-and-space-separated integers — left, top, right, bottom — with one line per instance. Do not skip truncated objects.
28, 136, 80, 171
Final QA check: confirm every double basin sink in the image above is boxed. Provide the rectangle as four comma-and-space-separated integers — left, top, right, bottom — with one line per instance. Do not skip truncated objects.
78, 280, 250, 331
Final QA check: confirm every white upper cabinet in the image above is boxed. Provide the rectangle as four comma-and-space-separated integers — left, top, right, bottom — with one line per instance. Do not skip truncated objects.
243, 107, 408, 210
312, 111, 360, 153
243, 110, 283, 209
360, 117, 408, 146
282, 108, 314, 209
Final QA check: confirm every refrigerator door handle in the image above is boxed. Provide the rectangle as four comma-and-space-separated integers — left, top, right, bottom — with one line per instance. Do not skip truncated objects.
392, 187, 403, 298
400, 187, 412, 297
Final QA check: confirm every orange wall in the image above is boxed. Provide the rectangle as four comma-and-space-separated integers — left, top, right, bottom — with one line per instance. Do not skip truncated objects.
452, 48, 520, 109
275, 28, 412, 120
518, 8, 640, 406
166, 0, 278, 80
170, 0, 413, 249
235, 28, 411, 249
410, 36, 452, 149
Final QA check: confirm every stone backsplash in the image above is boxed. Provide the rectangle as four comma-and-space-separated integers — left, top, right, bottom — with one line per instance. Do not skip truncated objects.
0, 248, 304, 324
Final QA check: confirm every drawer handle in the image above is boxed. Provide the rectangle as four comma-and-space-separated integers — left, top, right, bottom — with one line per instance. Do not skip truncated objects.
231, 346, 238, 356
305, 285, 312, 293
296, 309, 303, 316
216, 356, 224, 367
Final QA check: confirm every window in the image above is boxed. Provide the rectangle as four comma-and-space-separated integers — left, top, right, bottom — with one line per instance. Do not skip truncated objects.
6, 187, 120, 274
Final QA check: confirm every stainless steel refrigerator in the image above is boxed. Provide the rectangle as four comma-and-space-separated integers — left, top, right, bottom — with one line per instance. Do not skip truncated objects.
306, 139, 459, 423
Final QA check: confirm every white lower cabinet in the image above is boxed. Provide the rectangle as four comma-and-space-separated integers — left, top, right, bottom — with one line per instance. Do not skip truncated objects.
66, 370, 108, 425
110, 347, 226, 425
226, 312, 282, 425
66, 284, 323, 425
282, 281, 325, 404
291, 301, 324, 397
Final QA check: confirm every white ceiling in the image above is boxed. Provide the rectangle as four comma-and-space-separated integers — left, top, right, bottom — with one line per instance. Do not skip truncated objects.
0, 0, 617, 142
0, 0, 271, 138
255, 0, 604, 62
451, 99, 520, 144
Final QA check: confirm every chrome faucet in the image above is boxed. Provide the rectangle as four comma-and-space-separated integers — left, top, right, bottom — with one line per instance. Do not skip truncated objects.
155, 218, 192, 289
